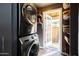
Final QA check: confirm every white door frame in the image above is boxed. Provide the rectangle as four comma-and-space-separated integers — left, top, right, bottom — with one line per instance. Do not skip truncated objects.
42, 8, 62, 53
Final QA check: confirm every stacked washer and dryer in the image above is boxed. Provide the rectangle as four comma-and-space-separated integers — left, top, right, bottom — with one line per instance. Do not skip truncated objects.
18, 3, 39, 56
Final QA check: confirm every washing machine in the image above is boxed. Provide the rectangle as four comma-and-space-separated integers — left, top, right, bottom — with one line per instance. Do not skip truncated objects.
18, 3, 39, 56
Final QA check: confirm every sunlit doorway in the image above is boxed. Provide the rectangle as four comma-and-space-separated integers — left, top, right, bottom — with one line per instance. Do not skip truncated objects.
38, 8, 62, 56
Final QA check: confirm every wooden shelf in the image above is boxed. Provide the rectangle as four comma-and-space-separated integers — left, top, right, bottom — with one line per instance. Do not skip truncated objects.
63, 25, 69, 27
63, 21, 69, 25
63, 10, 70, 15
63, 3, 70, 10
62, 3, 71, 55
63, 8, 70, 11
62, 52, 69, 56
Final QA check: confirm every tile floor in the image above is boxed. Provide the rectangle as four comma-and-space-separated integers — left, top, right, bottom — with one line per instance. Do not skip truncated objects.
38, 47, 61, 56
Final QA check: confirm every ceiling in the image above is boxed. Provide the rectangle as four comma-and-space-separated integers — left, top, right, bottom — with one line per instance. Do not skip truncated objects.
34, 3, 54, 8
43, 9, 61, 19
34, 3, 62, 20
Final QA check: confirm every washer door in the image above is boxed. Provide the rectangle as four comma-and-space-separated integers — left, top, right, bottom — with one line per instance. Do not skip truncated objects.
22, 40, 39, 56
